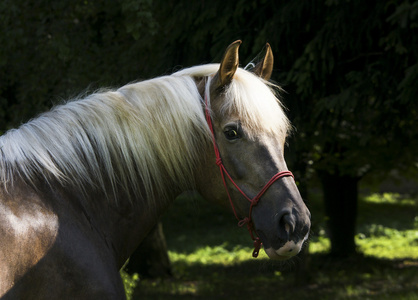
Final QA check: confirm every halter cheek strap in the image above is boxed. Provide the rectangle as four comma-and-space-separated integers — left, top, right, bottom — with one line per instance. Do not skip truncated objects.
204, 93, 294, 258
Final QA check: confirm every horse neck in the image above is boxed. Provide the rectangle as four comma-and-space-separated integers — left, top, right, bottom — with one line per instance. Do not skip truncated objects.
193, 142, 230, 209
36, 177, 175, 268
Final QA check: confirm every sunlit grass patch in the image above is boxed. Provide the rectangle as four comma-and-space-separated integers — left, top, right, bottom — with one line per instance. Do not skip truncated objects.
121, 271, 139, 300
364, 193, 417, 206
299, 192, 418, 258
168, 243, 268, 266
356, 192, 418, 259
356, 228, 418, 259
309, 235, 331, 254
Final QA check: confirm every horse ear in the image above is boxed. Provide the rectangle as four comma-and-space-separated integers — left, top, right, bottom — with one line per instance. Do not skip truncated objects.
214, 40, 242, 88
252, 43, 274, 80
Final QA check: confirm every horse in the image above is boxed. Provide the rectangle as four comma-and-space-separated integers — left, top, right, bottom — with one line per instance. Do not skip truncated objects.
0, 40, 311, 299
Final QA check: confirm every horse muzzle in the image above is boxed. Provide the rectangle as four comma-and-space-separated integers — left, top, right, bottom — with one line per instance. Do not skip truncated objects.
255, 205, 311, 260
263, 233, 309, 260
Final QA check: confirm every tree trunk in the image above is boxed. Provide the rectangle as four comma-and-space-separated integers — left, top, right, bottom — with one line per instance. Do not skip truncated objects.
318, 171, 360, 257
125, 221, 172, 279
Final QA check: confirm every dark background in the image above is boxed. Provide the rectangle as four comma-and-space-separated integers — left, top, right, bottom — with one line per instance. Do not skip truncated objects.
1, 0, 417, 267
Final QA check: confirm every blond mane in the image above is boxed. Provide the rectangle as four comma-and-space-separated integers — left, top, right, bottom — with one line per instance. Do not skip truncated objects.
174, 64, 290, 139
0, 64, 289, 208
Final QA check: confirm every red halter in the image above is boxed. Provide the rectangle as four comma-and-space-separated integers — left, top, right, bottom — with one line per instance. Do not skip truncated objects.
204, 93, 294, 257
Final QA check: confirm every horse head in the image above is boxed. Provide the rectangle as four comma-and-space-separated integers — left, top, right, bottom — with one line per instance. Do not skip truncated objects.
197, 41, 311, 260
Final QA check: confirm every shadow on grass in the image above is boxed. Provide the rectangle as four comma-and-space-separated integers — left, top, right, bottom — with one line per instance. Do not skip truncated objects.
132, 253, 418, 300
358, 197, 418, 232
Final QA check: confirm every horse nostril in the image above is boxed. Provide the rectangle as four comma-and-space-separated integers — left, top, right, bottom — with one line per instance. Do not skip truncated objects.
280, 213, 295, 235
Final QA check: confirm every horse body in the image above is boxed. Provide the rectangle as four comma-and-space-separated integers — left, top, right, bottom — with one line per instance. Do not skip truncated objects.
0, 41, 310, 299
0, 177, 138, 299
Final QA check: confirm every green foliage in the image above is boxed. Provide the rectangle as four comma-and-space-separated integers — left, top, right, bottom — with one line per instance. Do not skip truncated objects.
280, 0, 418, 178
0, 0, 156, 131
120, 0, 157, 39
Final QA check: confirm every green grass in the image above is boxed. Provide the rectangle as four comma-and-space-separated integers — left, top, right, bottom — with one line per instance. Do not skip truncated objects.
355, 193, 418, 259
308, 193, 418, 259
122, 192, 418, 299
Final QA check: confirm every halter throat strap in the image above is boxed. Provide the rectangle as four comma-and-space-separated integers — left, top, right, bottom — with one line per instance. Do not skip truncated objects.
204, 92, 294, 258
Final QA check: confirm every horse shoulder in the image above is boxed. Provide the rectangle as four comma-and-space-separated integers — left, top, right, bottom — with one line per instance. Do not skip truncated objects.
0, 180, 56, 292
0, 181, 125, 299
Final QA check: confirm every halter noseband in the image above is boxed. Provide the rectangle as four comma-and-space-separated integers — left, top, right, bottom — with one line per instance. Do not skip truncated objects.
204, 92, 294, 258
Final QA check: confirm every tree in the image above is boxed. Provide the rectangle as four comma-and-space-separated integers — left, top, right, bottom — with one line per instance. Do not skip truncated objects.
0, 0, 157, 132
281, 0, 418, 256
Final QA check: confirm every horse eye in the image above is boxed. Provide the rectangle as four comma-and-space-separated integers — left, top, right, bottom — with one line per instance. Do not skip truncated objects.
224, 128, 240, 140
